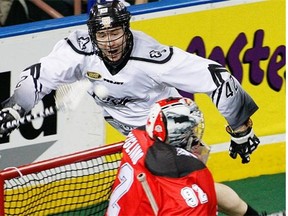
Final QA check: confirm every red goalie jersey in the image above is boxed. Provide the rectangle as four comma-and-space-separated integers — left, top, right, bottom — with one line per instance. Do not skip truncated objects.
106, 127, 217, 216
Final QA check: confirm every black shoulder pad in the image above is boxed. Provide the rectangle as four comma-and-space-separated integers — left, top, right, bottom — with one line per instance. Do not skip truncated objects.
145, 141, 206, 178
145, 141, 179, 177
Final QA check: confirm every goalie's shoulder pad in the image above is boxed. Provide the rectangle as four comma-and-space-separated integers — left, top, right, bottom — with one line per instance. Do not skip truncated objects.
131, 30, 173, 64
65, 30, 94, 56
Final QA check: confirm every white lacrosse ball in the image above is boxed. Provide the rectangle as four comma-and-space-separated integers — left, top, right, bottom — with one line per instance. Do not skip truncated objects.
94, 84, 109, 99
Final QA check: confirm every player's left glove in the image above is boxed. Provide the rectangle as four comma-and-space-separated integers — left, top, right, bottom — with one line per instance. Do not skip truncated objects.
0, 100, 25, 138
226, 119, 260, 164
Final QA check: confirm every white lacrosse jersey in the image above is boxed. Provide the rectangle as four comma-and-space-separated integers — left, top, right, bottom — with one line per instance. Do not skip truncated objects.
13, 29, 258, 135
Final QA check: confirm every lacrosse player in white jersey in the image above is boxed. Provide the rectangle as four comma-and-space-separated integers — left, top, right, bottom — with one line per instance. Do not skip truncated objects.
0, 1, 262, 215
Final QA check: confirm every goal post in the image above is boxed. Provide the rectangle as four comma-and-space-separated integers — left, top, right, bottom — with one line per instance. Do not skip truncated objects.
0, 142, 123, 216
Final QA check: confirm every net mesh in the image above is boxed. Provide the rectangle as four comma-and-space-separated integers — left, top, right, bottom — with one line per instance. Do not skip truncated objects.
1, 145, 122, 216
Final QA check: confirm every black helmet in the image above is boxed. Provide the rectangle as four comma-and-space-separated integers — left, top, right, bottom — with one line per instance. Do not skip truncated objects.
87, 1, 131, 32
87, 1, 132, 68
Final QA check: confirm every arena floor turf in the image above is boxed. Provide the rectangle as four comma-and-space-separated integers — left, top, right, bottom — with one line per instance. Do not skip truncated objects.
219, 173, 286, 215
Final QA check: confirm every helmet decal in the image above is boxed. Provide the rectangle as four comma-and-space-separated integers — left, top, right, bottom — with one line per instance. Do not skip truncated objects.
99, 7, 108, 14
101, 16, 112, 28
146, 103, 167, 142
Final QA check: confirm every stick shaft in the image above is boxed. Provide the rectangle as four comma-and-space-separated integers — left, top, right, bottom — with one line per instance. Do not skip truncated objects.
0, 80, 91, 133
1, 106, 57, 131
137, 173, 158, 215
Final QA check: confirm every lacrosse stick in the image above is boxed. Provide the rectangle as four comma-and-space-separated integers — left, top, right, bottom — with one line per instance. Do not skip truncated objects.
1, 79, 92, 132
137, 173, 158, 216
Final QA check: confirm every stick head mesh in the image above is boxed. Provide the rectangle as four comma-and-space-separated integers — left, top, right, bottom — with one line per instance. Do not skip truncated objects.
55, 79, 92, 111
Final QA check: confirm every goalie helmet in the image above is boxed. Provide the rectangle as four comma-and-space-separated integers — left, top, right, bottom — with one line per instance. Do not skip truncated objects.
87, 0, 132, 66
146, 97, 204, 151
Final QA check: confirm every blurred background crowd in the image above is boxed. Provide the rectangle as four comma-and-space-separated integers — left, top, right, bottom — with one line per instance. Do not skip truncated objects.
0, 0, 158, 27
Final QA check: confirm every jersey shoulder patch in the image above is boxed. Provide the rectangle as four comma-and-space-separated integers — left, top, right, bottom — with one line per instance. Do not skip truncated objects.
65, 30, 94, 56
130, 30, 173, 64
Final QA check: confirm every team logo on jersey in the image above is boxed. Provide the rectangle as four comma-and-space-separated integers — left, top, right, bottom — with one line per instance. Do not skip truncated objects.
149, 49, 167, 58
77, 37, 90, 50
86, 71, 102, 80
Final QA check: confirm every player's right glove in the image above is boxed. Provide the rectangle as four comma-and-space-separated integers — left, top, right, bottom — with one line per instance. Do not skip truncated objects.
226, 119, 260, 164
0, 104, 24, 138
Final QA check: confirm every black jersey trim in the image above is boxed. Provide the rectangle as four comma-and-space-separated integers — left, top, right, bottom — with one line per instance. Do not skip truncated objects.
208, 64, 226, 87
137, 125, 146, 131
212, 82, 224, 108
130, 47, 173, 64
66, 38, 95, 56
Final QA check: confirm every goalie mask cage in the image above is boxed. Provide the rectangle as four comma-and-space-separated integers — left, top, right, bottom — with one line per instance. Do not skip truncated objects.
0, 142, 123, 216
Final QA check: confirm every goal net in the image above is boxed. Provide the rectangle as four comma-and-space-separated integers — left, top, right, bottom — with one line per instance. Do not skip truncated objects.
0, 142, 123, 216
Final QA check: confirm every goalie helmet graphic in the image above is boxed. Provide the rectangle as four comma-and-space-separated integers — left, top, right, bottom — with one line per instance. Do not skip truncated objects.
146, 97, 204, 152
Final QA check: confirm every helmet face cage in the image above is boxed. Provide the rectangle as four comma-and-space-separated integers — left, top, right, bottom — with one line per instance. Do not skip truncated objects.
146, 97, 204, 152
87, 1, 132, 65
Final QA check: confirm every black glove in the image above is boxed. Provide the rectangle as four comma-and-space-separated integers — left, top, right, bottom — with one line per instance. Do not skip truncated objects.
226, 120, 260, 164
0, 105, 23, 138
